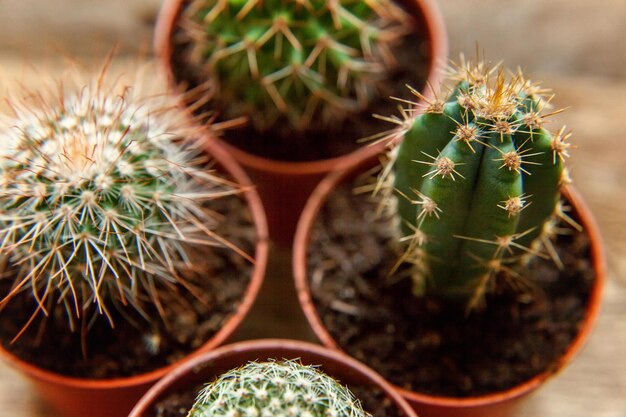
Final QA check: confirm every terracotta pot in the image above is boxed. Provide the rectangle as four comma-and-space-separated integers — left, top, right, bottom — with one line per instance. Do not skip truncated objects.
154, 0, 448, 245
129, 338, 419, 417
0, 139, 269, 417
293, 154, 605, 417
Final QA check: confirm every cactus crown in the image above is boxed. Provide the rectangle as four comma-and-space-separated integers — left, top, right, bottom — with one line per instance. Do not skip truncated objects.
0, 67, 244, 329
179, 0, 411, 132
381, 57, 573, 308
189, 360, 369, 417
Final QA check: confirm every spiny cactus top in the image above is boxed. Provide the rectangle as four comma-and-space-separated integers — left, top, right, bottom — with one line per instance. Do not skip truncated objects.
188, 360, 369, 417
0, 70, 242, 326
381, 58, 572, 308
179, 0, 411, 132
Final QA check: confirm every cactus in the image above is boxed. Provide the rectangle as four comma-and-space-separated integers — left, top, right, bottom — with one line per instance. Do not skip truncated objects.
188, 359, 369, 417
179, 0, 411, 132
383, 58, 572, 307
0, 68, 244, 330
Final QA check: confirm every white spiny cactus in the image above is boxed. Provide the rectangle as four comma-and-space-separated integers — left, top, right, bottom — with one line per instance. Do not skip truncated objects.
189, 360, 370, 417
0, 66, 244, 328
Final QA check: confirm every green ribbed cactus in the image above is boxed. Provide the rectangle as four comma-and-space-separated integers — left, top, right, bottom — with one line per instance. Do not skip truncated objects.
384, 58, 572, 307
0, 70, 243, 329
179, 0, 411, 132
188, 360, 369, 417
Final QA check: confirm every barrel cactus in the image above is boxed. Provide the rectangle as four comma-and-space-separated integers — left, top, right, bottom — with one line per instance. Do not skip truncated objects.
188, 360, 369, 417
383, 58, 572, 307
0, 70, 243, 328
178, 0, 411, 132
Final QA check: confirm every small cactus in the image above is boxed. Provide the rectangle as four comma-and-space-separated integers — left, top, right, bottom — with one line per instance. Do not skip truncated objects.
0, 67, 244, 329
178, 0, 411, 132
188, 360, 369, 417
382, 57, 572, 307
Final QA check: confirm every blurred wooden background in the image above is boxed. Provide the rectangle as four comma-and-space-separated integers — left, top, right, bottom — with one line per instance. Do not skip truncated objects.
1, 1, 625, 416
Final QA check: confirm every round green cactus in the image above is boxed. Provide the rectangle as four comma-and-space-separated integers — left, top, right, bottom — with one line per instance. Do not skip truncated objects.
382, 58, 572, 307
0, 71, 243, 326
189, 360, 369, 417
179, 0, 411, 132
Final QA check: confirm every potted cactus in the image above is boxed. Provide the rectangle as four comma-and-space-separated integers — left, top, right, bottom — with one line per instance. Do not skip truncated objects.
293, 58, 604, 417
0, 64, 268, 417
155, 0, 447, 242
129, 339, 419, 417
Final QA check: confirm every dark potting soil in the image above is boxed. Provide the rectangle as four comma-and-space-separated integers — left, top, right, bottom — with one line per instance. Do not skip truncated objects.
170, 1, 431, 162
350, 385, 407, 417
150, 383, 202, 417
308, 184, 596, 397
0, 195, 255, 378
149, 383, 405, 417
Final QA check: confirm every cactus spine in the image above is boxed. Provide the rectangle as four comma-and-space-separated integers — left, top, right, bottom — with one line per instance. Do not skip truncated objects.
188, 360, 369, 417
179, 0, 411, 132
0, 69, 243, 328
388, 58, 571, 306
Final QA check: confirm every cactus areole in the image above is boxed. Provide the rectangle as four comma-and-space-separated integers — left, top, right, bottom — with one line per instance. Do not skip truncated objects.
387, 58, 572, 306
178, 0, 412, 133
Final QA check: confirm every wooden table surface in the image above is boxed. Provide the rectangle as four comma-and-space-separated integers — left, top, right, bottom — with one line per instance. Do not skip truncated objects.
1, 1, 625, 416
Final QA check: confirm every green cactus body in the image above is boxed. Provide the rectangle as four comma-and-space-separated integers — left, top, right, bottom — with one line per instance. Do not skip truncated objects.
390, 62, 569, 304
0, 75, 242, 325
514, 127, 564, 249
180, 0, 411, 132
188, 360, 369, 417
393, 101, 466, 233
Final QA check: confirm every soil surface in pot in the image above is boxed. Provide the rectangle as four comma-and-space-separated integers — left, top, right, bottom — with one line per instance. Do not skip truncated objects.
307, 184, 595, 397
0, 195, 255, 379
149, 382, 406, 417
169, 0, 430, 162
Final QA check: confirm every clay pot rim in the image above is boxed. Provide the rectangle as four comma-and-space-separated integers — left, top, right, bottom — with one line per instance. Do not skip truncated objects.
292, 157, 606, 408
153, 0, 449, 176
0, 135, 269, 390
129, 338, 418, 417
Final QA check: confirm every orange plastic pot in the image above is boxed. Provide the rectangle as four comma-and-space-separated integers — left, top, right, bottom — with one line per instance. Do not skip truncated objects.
129, 339, 419, 417
0, 138, 269, 417
154, 0, 448, 245
293, 154, 605, 417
